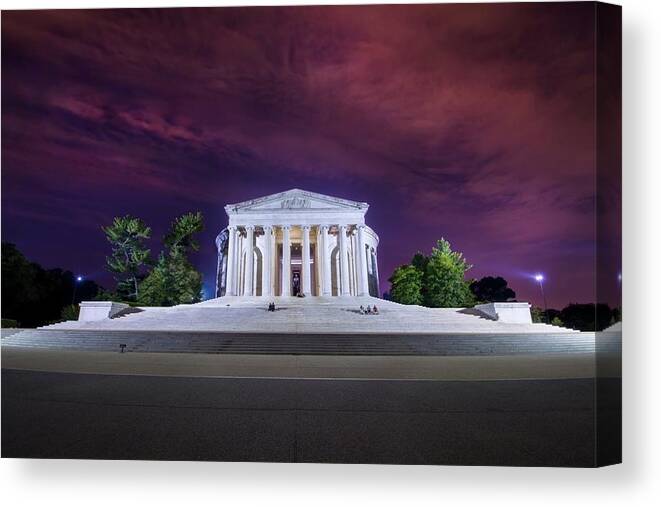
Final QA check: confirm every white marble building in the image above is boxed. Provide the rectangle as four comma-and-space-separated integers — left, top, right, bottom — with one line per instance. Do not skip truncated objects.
216, 189, 380, 298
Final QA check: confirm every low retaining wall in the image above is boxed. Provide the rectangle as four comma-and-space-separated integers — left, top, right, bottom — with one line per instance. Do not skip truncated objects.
473, 302, 532, 324
79, 301, 130, 322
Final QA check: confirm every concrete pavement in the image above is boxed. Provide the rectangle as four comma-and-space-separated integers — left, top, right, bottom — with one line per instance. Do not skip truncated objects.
0, 346, 616, 380
2, 369, 621, 465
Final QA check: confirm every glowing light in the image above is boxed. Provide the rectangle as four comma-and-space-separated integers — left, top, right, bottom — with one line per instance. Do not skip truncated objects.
76, 276, 83, 282
534, 274, 544, 282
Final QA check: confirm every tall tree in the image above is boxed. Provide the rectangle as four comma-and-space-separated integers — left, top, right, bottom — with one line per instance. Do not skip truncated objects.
410, 251, 429, 302
164, 211, 204, 255
389, 265, 424, 305
423, 238, 475, 308
138, 212, 204, 306
102, 215, 151, 301
411, 252, 429, 273
1, 243, 99, 327
559, 303, 614, 332
469, 276, 516, 302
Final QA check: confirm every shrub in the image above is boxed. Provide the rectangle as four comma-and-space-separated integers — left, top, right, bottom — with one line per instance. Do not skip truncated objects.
60, 304, 80, 322
1, 318, 19, 328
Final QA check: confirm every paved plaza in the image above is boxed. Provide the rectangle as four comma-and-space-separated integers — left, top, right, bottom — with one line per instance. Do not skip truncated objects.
0, 369, 620, 466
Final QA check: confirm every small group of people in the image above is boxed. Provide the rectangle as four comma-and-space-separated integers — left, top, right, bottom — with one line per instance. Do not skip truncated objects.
358, 305, 379, 315
267, 302, 277, 312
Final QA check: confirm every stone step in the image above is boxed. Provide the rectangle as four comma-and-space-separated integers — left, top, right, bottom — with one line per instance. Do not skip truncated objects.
1, 329, 619, 356
40, 297, 577, 335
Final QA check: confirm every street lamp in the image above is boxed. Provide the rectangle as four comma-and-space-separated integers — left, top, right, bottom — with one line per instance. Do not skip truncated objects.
72, 275, 83, 304
534, 274, 548, 323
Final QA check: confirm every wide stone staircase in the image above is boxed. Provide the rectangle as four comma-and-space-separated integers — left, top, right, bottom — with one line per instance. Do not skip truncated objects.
0, 328, 621, 356
35, 296, 573, 334
0, 296, 621, 356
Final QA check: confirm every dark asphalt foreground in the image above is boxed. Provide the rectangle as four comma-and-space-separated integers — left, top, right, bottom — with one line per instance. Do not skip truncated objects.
1, 370, 619, 466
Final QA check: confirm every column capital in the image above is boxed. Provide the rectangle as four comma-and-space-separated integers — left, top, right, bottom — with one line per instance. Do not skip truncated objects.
320, 224, 330, 232
301, 225, 311, 231
281, 224, 291, 231
228, 225, 237, 232
245, 224, 255, 231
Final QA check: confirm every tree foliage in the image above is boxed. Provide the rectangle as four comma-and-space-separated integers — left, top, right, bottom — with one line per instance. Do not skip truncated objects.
423, 238, 475, 308
532, 304, 619, 331
389, 265, 424, 305
137, 212, 204, 306
138, 252, 203, 306
531, 306, 545, 323
60, 304, 80, 322
469, 276, 516, 303
1, 243, 99, 327
164, 212, 204, 254
411, 252, 429, 273
550, 316, 564, 327
559, 303, 615, 332
388, 238, 475, 308
102, 216, 151, 301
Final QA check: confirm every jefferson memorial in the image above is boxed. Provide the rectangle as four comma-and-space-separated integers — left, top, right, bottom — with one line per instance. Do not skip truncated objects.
214, 189, 380, 299
4, 188, 583, 338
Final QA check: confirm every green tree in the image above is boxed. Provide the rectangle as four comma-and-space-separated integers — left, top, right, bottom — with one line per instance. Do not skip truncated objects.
531, 306, 544, 323
60, 304, 80, 322
559, 303, 614, 332
2, 243, 100, 327
102, 216, 151, 301
411, 252, 429, 273
164, 212, 204, 254
137, 254, 172, 306
423, 238, 475, 308
469, 276, 516, 303
389, 265, 424, 305
138, 212, 204, 306
410, 252, 429, 301
550, 316, 564, 327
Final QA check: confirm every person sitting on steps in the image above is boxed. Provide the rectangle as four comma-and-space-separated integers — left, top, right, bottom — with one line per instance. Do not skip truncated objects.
373, 305, 379, 315
359, 305, 365, 315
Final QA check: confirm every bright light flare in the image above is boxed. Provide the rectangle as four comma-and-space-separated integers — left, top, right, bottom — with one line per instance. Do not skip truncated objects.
534, 274, 544, 282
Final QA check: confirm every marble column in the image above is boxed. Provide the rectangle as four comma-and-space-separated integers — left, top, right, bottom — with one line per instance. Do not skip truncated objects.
226, 226, 237, 296
263, 226, 273, 297
356, 225, 369, 296
271, 228, 276, 295
339, 225, 350, 296
373, 248, 380, 296
315, 227, 322, 296
321, 225, 332, 296
302, 225, 311, 296
281, 225, 291, 296
244, 226, 255, 296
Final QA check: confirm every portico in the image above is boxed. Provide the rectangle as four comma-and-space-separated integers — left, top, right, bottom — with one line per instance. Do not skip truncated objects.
215, 189, 380, 298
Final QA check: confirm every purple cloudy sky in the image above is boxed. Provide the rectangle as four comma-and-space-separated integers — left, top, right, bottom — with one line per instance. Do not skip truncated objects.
1, 3, 620, 308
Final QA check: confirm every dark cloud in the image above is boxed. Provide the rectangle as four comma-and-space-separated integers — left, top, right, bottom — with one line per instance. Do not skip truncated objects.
1, 4, 619, 308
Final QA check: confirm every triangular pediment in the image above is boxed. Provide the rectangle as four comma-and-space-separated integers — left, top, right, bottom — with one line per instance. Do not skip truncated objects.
226, 189, 368, 212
